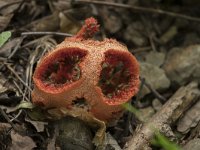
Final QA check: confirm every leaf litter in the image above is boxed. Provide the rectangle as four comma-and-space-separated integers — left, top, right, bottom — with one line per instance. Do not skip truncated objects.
1, 0, 200, 149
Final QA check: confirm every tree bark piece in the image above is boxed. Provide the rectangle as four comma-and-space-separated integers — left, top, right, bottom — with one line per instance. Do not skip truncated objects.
126, 82, 200, 150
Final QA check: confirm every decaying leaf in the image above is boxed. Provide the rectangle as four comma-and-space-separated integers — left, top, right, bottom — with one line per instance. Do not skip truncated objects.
0, 0, 22, 31
144, 51, 166, 67
9, 130, 36, 150
0, 37, 21, 57
0, 122, 11, 132
102, 133, 122, 150
25, 117, 48, 132
59, 12, 80, 34
182, 138, 200, 150
0, 75, 16, 93
47, 107, 106, 146
0, 77, 8, 94
0, 123, 11, 149
25, 12, 60, 31
0, 75, 20, 106
27, 106, 48, 121
163, 45, 200, 86
0, 15, 13, 32
0, 0, 22, 15
54, 116, 94, 150
1, 101, 34, 113
177, 100, 200, 134
49, 0, 71, 12
27, 106, 106, 147
139, 62, 170, 98
47, 129, 57, 150
100, 8, 122, 34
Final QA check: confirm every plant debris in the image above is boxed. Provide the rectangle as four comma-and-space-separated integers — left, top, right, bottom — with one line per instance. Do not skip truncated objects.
1, 0, 200, 149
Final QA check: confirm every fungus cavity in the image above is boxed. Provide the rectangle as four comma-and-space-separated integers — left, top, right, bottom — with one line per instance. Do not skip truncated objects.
98, 50, 132, 99
40, 49, 87, 87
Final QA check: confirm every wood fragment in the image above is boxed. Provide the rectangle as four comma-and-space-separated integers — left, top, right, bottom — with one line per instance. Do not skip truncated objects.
125, 82, 200, 150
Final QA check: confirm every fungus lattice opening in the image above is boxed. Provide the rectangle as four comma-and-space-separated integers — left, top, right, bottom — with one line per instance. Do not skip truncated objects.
40, 50, 87, 87
72, 98, 90, 111
98, 52, 131, 99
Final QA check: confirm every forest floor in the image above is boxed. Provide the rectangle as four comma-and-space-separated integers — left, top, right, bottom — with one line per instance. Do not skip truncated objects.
0, 0, 200, 150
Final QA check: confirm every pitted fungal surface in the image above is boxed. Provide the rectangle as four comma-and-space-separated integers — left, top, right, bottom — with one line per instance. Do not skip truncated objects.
39, 49, 87, 88
98, 51, 131, 99
72, 98, 90, 111
32, 17, 139, 122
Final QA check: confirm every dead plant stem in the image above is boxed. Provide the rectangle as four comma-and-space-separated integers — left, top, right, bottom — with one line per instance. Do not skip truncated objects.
21, 31, 73, 37
5, 64, 32, 92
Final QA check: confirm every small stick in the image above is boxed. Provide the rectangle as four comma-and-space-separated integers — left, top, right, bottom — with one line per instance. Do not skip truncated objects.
5, 64, 32, 92
8, 37, 24, 60
125, 82, 200, 150
136, 77, 145, 101
13, 80, 29, 101
0, 108, 18, 131
74, 0, 200, 22
21, 31, 73, 37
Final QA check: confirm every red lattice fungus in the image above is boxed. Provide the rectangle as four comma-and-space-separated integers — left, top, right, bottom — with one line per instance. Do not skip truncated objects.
32, 17, 139, 123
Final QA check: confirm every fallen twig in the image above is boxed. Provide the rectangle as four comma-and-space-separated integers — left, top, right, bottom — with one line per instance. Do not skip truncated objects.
74, 0, 200, 22
21, 31, 73, 37
125, 82, 200, 150
0, 108, 18, 131
5, 64, 32, 92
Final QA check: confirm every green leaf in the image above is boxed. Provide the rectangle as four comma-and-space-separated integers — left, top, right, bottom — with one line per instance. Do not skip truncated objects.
27, 107, 47, 121
0, 31, 11, 47
122, 103, 141, 119
152, 131, 181, 150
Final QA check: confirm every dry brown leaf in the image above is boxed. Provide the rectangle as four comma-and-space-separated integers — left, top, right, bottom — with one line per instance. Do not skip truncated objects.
47, 107, 106, 146
177, 100, 200, 134
25, 117, 48, 132
0, 75, 19, 106
59, 12, 80, 34
49, 0, 71, 12
0, 37, 22, 57
0, 122, 11, 132
10, 130, 36, 150
0, 0, 22, 31
0, 123, 11, 149
54, 116, 94, 150
26, 12, 60, 31
103, 133, 122, 150
0, 14, 13, 32
0, 0, 22, 15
